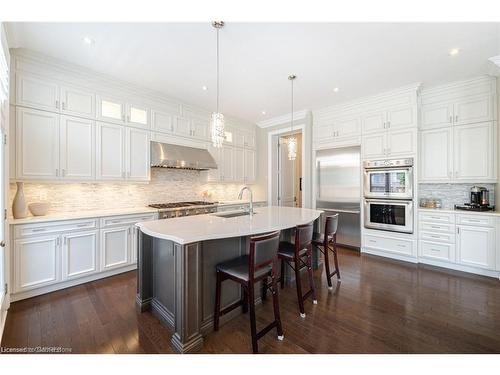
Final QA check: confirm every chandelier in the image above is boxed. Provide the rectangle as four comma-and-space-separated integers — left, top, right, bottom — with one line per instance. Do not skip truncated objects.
287, 75, 297, 160
211, 21, 225, 148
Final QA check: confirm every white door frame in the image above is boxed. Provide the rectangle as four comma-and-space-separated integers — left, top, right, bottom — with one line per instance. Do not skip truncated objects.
267, 124, 305, 206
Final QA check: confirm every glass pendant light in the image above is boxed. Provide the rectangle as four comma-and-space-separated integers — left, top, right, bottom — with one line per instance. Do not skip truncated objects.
287, 75, 297, 161
211, 21, 225, 148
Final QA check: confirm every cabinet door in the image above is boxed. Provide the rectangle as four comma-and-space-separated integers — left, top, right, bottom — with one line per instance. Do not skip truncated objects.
126, 104, 149, 128
60, 116, 95, 180
126, 128, 150, 181
100, 226, 130, 271
361, 133, 386, 159
16, 107, 60, 179
131, 226, 139, 264
387, 128, 417, 157
97, 96, 125, 123
244, 149, 256, 183
191, 118, 209, 139
60, 86, 95, 118
62, 230, 98, 280
207, 146, 221, 182
314, 124, 334, 142
334, 117, 361, 138
96, 122, 125, 180
454, 122, 495, 181
361, 111, 386, 134
454, 95, 493, 126
16, 74, 59, 111
420, 102, 454, 130
233, 147, 245, 182
244, 133, 255, 148
221, 145, 234, 181
174, 117, 191, 137
419, 127, 453, 182
14, 235, 60, 292
152, 110, 174, 133
456, 225, 495, 269
386, 106, 415, 130
232, 130, 245, 147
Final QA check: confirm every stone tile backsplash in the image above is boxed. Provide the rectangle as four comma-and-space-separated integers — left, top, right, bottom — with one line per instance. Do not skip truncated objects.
9, 168, 263, 216
418, 183, 496, 209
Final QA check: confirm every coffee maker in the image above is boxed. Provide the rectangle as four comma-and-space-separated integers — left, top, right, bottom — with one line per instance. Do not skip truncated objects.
455, 186, 494, 211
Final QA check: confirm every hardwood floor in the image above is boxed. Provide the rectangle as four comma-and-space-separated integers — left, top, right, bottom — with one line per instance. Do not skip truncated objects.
2, 248, 500, 354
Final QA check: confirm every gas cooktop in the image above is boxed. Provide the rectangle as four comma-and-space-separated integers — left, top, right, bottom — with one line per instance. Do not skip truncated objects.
148, 201, 217, 209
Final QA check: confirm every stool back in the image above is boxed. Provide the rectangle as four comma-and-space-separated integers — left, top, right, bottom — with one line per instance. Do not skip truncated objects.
324, 214, 339, 239
249, 231, 281, 271
295, 222, 314, 251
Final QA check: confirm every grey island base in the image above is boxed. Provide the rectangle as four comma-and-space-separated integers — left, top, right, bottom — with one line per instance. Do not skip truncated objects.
135, 206, 323, 353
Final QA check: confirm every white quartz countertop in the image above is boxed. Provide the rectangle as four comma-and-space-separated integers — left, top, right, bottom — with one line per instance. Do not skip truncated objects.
136, 206, 323, 245
418, 207, 500, 217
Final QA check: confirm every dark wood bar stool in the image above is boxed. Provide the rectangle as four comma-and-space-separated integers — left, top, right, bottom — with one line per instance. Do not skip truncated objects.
214, 231, 284, 354
278, 222, 317, 318
312, 214, 341, 289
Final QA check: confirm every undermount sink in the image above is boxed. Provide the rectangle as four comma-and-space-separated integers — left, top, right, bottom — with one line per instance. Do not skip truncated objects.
213, 211, 255, 218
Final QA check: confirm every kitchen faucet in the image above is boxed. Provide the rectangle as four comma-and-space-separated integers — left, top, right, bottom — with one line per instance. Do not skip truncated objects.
238, 186, 254, 216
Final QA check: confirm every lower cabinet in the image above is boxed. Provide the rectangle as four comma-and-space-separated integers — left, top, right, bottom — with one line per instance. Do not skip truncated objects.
100, 226, 131, 271
62, 230, 99, 280
456, 225, 496, 270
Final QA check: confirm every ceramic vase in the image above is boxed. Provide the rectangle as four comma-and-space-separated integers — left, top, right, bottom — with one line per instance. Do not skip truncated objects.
13, 181, 28, 219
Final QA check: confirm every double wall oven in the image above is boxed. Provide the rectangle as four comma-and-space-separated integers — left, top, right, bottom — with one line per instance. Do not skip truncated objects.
363, 158, 414, 234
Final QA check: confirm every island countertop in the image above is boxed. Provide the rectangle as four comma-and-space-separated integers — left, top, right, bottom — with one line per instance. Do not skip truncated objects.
136, 206, 323, 244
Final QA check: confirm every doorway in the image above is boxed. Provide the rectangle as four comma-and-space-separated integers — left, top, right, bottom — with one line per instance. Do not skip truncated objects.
270, 129, 303, 208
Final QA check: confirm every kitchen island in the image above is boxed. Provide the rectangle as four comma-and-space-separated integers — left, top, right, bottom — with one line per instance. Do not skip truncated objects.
135, 206, 323, 353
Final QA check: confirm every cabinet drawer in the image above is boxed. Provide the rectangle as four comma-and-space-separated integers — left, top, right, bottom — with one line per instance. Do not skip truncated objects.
419, 211, 455, 224
419, 222, 455, 234
420, 240, 454, 262
364, 234, 413, 256
420, 231, 455, 243
14, 219, 98, 239
100, 213, 157, 228
456, 214, 495, 227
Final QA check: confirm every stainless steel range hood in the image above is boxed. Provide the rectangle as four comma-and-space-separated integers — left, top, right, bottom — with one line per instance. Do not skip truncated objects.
150, 141, 217, 170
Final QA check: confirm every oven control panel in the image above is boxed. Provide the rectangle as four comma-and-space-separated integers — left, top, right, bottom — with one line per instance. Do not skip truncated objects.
363, 158, 413, 169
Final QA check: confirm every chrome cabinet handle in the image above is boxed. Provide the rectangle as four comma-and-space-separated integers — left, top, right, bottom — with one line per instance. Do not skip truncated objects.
32, 228, 46, 232
55, 100, 59, 109
62, 102, 66, 110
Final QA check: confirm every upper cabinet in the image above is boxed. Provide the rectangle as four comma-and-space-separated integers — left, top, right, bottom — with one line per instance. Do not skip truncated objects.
97, 95, 125, 124
60, 86, 95, 118
16, 73, 60, 112
126, 103, 149, 128
362, 105, 416, 134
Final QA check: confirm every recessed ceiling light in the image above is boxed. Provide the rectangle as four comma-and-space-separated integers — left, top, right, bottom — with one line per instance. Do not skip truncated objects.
83, 37, 95, 45
261, 110, 266, 115
333, 87, 339, 93
202, 85, 208, 91
449, 48, 460, 56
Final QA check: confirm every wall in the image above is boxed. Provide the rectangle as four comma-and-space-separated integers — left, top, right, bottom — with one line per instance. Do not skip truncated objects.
9, 168, 257, 216
419, 183, 496, 209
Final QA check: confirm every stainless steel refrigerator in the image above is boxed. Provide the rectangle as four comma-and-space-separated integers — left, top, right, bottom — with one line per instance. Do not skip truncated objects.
315, 146, 361, 249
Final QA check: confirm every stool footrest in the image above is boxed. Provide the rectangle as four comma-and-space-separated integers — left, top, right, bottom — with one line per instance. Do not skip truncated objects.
256, 321, 279, 340
220, 300, 243, 316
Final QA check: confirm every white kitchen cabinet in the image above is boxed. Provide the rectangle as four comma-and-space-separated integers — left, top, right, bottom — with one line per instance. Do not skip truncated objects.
361, 111, 386, 134
152, 110, 174, 133
456, 225, 495, 270
59, 115, 95, 180
60, 86, 95, 118
221, 145, 234, 181
126, 127, 150, 181
244, 149, 256, 183
100, 226, 130, 271
16, 73, 59, 111
62, 230, 99, 280
16, 107, 59, 179
14, 235, 60, 292
419, 127, 453, 182
96, 122, 125, 180
97, 95, 125, 124
453, 122, 495, 181
126, 103, 149, 128
333, 117, 361, 138
174, 117, 191, 137
233, 147, 245, 182
453, 95, 493, 126
386, 106, 415, 130
244, 133, 256, 148
387, 128, 417, 156
420, 102, 454, 130
190, 118, 209, 140
361, 133, 386, 159
207, 145, 221, 182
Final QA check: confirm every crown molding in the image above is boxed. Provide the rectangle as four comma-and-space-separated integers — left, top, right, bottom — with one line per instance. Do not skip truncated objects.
256, 109, 310, 128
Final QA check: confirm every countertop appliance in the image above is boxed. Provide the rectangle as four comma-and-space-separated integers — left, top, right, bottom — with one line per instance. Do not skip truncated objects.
363, 158, 413, 199
150, 141, 217, 170
455, 186, 495, 212
149, 201, 218, 219
315, 146, 361, 249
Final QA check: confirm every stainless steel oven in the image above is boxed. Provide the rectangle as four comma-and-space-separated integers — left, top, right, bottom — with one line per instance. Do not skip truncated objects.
364, 199, 413, 233
363, 158, 413, 199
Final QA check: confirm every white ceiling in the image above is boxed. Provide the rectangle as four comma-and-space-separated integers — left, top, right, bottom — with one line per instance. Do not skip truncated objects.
6, 22, 500, 123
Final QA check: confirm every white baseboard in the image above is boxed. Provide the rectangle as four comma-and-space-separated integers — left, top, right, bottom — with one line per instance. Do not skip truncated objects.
419, 258, 500, 279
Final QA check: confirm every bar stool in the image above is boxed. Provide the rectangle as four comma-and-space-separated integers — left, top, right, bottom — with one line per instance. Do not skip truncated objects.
214, 231, 284, 354
312, 214, 341, 289
278, 222, 317, 318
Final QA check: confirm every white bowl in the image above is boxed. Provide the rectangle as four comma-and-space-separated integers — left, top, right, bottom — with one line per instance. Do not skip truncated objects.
28, 202, 50, 216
